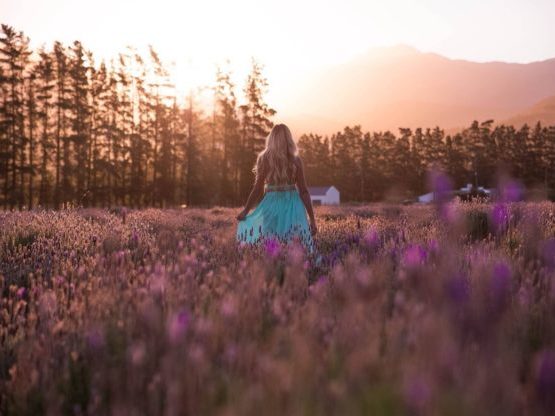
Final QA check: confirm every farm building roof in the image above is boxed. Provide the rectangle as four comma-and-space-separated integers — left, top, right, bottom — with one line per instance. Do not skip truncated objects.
309, 186, 334, 196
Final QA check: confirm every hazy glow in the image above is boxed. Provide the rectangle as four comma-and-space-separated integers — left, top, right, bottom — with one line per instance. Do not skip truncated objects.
2, 0, 555, 112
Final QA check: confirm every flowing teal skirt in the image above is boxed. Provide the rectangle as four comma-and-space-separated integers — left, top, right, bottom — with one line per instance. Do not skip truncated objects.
236, 185, 315, 254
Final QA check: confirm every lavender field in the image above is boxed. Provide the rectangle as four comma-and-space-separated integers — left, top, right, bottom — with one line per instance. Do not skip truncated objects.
1, 201, 555, 415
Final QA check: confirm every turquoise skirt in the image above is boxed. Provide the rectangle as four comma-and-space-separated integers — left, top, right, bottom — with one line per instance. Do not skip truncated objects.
237, 184, 315, 254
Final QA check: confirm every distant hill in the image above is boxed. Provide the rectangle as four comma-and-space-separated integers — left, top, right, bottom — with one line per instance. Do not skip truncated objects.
282, 45, 555, 135
503, 95, 555, 127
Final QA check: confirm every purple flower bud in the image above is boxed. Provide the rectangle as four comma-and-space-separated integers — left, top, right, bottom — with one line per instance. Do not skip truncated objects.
427, 239, 440, 257
403, 245, 427, 268
362, 228, 380, 249
220, 296, 237, 318
16, 287, 26, 299
264, 237, 281, 259
168, 309, 190, 344
490, 203, 509, 233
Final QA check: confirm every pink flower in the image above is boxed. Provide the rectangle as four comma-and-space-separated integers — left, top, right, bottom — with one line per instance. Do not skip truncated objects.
167, 309, 190, 344
402, 245, 427, 268
362, 228, 380, 249
129, 343, 146, 366
220, 295, 237, 318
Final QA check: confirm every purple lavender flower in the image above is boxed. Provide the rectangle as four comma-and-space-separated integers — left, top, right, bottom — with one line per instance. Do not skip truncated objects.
264, 237, 281, 259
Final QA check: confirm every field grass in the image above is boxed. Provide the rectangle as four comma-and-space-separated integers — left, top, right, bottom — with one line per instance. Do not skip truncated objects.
1, 201, 555, 415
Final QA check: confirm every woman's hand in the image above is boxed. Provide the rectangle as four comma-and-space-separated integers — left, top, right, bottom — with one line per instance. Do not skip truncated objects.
310, 219, 318, 236
236, 209, 248, 221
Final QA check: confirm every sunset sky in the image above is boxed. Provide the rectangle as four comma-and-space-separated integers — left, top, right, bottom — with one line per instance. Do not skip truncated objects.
2, 0, 555, 111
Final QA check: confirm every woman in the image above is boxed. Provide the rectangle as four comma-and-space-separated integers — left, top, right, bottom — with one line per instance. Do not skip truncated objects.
236, 123, 317, 254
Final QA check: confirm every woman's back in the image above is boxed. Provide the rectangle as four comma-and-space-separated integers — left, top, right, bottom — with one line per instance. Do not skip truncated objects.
261, 155, 298, 187
236, 123, 317, 252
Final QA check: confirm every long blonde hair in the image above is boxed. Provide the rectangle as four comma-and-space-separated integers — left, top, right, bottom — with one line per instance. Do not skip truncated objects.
254, 123, 298, 185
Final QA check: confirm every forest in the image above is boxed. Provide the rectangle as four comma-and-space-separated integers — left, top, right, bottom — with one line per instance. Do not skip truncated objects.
1, 24, 555, 209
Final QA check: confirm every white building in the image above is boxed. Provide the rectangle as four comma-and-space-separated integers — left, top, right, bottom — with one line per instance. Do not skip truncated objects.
309, 186, 340, 205
418, 192, 435, 203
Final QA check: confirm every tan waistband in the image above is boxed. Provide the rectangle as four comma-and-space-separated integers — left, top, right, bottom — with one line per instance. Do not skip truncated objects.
265, 184, 296, 192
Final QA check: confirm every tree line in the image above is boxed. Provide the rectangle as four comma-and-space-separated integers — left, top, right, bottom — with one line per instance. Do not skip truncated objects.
299, 122, 555, 201
1, 24, 554, 208
0, 24, 274, 209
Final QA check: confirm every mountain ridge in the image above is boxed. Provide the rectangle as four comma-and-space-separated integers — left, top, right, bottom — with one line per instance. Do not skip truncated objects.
282, 45, 555, 136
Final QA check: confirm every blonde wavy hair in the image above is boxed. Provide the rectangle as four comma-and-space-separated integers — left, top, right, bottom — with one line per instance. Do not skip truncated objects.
254, 123, 298, 185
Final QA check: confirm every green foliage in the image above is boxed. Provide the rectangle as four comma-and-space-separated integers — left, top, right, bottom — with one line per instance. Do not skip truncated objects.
1, 24, 555, 208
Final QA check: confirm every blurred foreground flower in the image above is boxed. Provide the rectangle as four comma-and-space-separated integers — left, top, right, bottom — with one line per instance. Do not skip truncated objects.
499, 178, 525, 202
445, 272, 469, 305
534, 349, 555, 412
403, 374, 432, 413
362, 227, 380, 250
167, 309, 190, 344
541, 238, 555, 270
402, 245, 427, 269
426, 169, 454, 220
264, 237, 281, 259
86, 327, 105, 350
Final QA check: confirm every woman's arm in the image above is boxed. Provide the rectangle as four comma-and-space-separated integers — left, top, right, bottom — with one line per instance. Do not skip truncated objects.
237, 159, 266, 221
295, 156, 317, 235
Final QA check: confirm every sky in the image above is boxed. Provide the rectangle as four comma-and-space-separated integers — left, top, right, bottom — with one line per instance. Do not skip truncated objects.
2, 0, 555, 109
